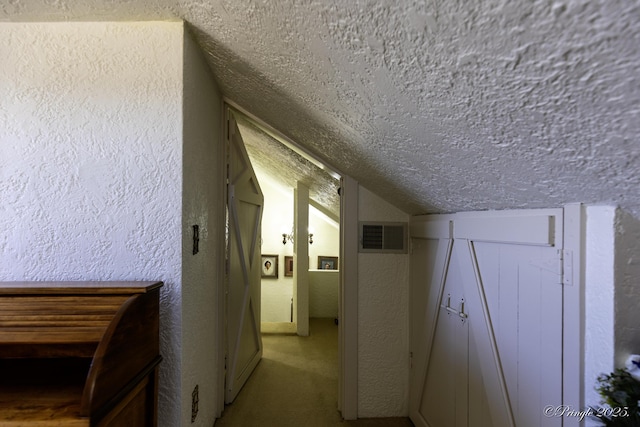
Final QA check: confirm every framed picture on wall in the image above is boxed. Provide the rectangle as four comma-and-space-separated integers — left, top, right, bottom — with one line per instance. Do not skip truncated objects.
261, 254, 278, 278
284, 256, 294, 277
318, 256, 338, 270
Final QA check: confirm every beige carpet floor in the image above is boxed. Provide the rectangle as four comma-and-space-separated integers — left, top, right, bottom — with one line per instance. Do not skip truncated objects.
215, 318, 413, 427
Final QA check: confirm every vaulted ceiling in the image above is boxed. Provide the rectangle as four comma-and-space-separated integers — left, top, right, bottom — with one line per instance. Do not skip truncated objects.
234, 112, 341, 218
3, 1, 639, 216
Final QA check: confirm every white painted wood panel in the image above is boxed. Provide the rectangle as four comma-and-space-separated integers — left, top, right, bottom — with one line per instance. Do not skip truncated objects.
562, 203, 585, 427
409, 235, 452, 427
471, 242, 563, 427
454, 215, 555, 246
410, 208, 568, 427
456, 240, 515, 427
225, 113, 264, 403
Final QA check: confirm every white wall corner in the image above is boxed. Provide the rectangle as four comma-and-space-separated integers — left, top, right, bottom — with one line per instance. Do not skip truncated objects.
294, 183, 310, 336
614, 208, 640, 368
182, 25, 225, 426
584, 205, 617, 409
340, 175, 359, 420
357, 185, 411, 417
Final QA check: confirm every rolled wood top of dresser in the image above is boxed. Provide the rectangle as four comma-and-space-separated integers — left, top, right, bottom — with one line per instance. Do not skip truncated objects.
0, 281, 163, 295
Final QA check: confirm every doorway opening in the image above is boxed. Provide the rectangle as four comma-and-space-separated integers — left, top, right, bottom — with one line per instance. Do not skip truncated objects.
220, 101, 357, 419
230, 106, 341, 336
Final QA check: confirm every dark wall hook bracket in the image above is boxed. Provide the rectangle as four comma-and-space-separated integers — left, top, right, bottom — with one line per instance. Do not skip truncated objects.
192, 224, 199, 255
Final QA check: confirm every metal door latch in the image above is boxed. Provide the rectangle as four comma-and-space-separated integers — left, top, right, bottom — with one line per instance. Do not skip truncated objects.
441, 295, 468, 320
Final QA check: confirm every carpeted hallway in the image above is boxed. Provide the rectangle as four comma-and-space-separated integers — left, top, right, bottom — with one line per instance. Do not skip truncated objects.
215, 318, 413, 427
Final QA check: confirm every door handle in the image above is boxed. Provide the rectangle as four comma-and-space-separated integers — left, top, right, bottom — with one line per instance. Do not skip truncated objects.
440, 297, 468, 319
458, 300, 468, 319
441, 294, 457, 315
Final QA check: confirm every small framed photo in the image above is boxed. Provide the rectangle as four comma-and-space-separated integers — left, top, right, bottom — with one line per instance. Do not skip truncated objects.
318, 256, 339, 270
284, 256, 294, 277
261, 255, 278, 278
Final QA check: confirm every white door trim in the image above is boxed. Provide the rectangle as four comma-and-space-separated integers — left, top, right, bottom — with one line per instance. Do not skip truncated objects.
216, 103, 229, 417
219, 99, 358, 420
454, 208, 561, 246
224, 110, 264, 404
340, 175, 359, 419
562, 203, 585, 427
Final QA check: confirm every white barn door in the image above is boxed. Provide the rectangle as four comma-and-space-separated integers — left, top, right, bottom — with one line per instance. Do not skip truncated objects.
410, 209, 564, 427
225, 112, 264, 403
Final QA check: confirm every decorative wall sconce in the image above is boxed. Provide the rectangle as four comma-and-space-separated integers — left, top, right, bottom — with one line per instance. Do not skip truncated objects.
282, 230, 293, 245
281, 226, 314, 245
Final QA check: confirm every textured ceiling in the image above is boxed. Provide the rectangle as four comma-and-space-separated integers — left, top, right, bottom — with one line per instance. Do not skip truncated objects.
234, 112, 340, 218
3, 0, 639, 216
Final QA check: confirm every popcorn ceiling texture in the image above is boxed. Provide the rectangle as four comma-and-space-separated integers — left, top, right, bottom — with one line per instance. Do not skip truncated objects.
2, 1, 639, 218
0, 22, 184, 426
237, 114, 340, 219
190, 0, 640, 217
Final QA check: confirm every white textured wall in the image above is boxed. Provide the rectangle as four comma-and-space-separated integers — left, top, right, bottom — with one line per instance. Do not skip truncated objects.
309, 270, 339, 318
0, 22, 184, 425
309, 206, 340, 270
255, 172, 294, 323
309, 211, 339, 319
182, 28, 224, 425
614, 209, 640, 369
357, 186, 410, 417
584, 206, 616, 411
583, 206, 640, 414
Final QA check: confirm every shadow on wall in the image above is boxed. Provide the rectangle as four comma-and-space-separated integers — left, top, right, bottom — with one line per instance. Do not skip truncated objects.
615, 209, 640, 367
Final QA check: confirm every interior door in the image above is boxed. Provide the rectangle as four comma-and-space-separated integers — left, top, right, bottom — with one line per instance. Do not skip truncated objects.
410, 209, 564, 427
225, 111, 264, 404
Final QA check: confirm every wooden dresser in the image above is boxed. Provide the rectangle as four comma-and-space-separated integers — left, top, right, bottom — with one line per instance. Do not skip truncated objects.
0, 281, 162, 426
